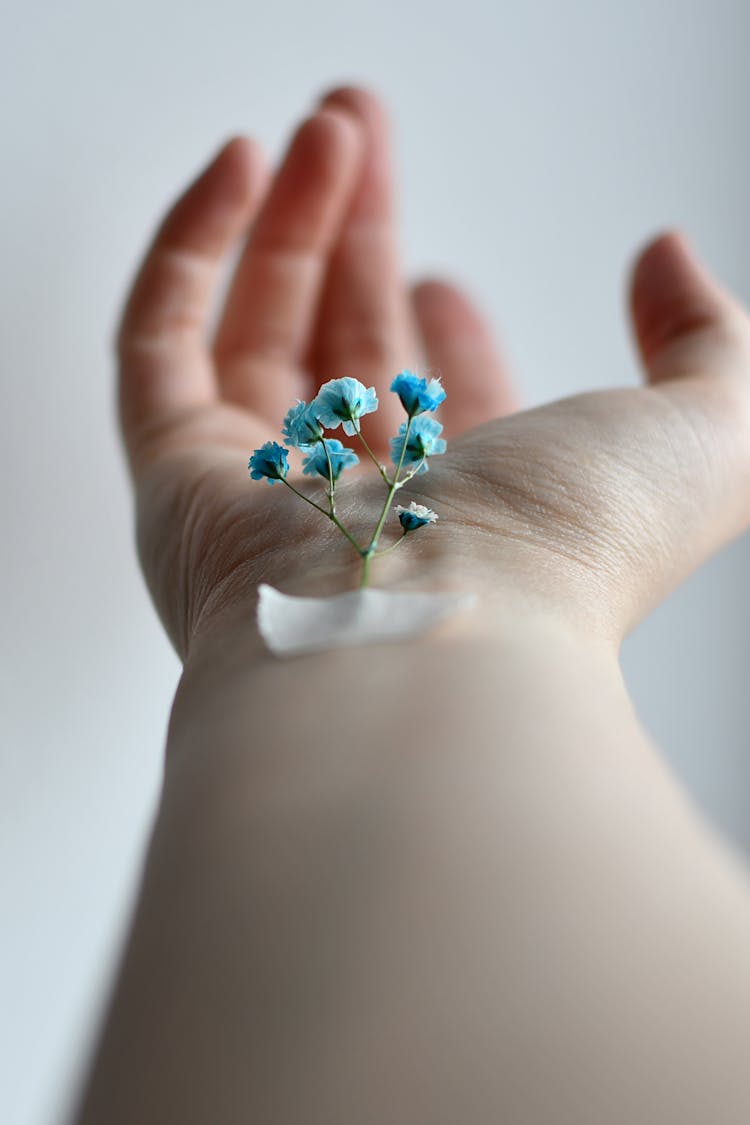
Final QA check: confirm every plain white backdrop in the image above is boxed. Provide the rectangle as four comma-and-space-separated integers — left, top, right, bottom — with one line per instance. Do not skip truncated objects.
2, 2, 749, 1122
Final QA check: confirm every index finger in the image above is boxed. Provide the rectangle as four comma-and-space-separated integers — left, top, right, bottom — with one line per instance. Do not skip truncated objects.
117, 137, 267, 455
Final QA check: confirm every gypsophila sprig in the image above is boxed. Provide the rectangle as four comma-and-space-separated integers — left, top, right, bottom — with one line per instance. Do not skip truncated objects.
248, 442, 290, 484
248, 374, 447, 588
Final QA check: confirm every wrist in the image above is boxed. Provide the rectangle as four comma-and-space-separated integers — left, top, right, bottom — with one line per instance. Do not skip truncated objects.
166, 582, 626, 783
185, 525, 614, 666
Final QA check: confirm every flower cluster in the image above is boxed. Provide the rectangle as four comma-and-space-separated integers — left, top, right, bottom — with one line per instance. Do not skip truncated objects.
248, 441, 289, 484
390, 416, 447, 474
396, 501, 439, 531
248, 371, 446, 588
302, 439, 359, 481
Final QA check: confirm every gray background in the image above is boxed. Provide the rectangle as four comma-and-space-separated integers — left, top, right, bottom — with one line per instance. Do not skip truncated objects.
2, 1, 749, 1122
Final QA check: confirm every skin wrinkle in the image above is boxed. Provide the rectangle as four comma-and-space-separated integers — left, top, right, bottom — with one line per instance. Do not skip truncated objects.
313, 321, 402, 372
120, 255, 219, 343
117, 332, 202, 359
122, 402, 215, 469
441, 430, 682, 628
474, 396, 694, 562
661, 380, 750, 496
446, 446, 612, 570
138, 465, 209, 657
216, 350, 311, 404
187, 482, 282, 636
213, 251, 324, 362
187, 457, 619, 651
149, 243, 220, 275
173, 432, 638, 648
636, 304, 724, 364
146, 387, 730, 659
187, 486, 364, 648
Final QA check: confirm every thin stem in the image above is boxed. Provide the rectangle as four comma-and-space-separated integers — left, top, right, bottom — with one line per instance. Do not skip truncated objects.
372, 530, 408, 558
359, 551, 372, 588
329, 517, 365, 555
281, 478, 364, 555
394, 456, 427, 488
354, 424, 392, 485
281, 478, 331, 519
322, 440, 336, 515
363, 416, 414, 572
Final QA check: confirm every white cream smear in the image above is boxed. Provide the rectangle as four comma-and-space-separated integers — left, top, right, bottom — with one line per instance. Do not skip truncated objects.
257, 583, 478, 657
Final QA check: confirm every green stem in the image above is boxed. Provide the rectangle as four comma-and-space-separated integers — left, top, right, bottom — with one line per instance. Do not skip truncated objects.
394, 455, 426, 488
359, 551, 373, 588
281, 478, 364, 555
359, 417, 414, 588
372, 530, 408, 558
354, 424, 392, 485
329, 516, 365, 555
322, 440, 336, 515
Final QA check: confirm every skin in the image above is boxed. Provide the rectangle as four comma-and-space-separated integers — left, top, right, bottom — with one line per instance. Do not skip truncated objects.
72, 86, 750, 1123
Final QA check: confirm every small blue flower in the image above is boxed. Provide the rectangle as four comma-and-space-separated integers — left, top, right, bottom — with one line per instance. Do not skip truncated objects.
282, 400, 325, 449
302, 439, 360, 481
248, 441, 290, 484
396, 502, 439, 531
313, 378, 379, 436
390, 416, 447, 474
390, 370, 446, 416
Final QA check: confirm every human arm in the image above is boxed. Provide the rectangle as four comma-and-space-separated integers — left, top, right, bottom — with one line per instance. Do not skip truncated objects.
72, 87, 750, 1124
73, 589, 750, 1124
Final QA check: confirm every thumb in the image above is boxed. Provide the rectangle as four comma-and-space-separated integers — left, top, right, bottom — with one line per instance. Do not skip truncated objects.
629, 229, 750, 387
614, 230, 750, 631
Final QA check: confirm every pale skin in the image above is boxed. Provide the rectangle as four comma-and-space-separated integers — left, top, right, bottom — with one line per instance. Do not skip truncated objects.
72, 86, 750, 1123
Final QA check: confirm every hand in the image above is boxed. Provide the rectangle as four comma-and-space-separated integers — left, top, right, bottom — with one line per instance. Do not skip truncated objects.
117, 86, 515, 657
118, 87, 750, 661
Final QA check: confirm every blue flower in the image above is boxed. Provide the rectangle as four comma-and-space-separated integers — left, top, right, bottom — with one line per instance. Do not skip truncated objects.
390, 370, 446, 416
390, 416, 447, 473
282, 400, 325, 449
248, 441, 290, 484
396, 502, 438, 531
312, 378, 379, 436
302, 439, 360, 481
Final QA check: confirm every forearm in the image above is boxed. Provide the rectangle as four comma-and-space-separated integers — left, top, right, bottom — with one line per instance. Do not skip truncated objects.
73, 598, 750, 1124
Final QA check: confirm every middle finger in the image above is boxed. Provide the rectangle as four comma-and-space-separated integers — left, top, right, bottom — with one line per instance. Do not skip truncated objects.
306, 86, 423, 450
213, 108, 365, 424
